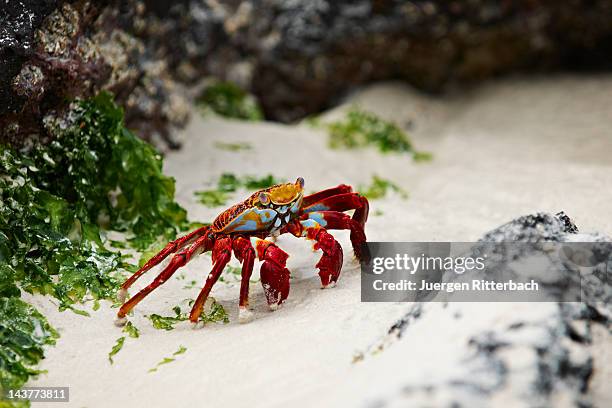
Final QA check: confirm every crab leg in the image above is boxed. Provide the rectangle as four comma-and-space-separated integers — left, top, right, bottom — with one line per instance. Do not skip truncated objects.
189, 237, 233, 323
118, 226, 211, 300
302, 192, 369, 227
301, 184, 352, 207
287, 219, 343, 288
252, 238, 291, 309
117, 234, 211, 321
302, 210, 369, 262
232, 236, 256, 322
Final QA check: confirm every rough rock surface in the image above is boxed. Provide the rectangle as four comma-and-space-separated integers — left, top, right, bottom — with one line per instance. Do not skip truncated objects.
132, 0, 612, 121
2, 1, 612, 146
215, 0, 612, 121
375, 212, 610, 407
0, 0, 189, 149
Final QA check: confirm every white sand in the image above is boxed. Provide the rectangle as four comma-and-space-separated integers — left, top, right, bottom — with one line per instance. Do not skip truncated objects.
29, 75, 611, 407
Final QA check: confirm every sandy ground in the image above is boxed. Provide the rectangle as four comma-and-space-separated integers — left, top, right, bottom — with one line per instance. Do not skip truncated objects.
29, 75, 611, 407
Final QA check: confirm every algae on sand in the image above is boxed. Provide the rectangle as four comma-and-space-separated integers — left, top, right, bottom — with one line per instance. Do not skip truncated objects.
324, 107, 431, 161
0, 298, 58, 395
359, 175, 408, 200
0, 92, 190, 402
196, 82, 263, 121
147, 300, 229, 331
148, 345, 187, 373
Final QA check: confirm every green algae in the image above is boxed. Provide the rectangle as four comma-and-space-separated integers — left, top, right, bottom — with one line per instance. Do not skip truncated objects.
0, 298, 58, 395
108, 337, 125, 365
196, 82, 263, 121
148, 345, 187, 373
123, 322, 140, 339
359, 176, 408, 200
147, 299, 229, 330
325, 107, 431, 161
0, 92, 190, 401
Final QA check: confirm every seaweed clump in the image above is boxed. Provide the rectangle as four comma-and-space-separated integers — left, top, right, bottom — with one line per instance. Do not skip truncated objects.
147, 300, 229, 331
0, 92, 189, 400
359, 176, 408, 200
0, 299, 58, 399
196, 82, 263, 121
326, 108, 431, 161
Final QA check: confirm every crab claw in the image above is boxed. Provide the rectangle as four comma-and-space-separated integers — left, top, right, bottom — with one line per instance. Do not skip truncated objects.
255, 241, 291, 310
260, 258, 290, 309
314, 231, 343, 288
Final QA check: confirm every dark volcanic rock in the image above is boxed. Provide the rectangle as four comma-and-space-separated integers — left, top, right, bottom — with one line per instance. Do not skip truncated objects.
2, 1, 612, 146
0, 0, 189, 149
0, 0, 58, 115
144, 0, 612, 122
219, 0, 612, 121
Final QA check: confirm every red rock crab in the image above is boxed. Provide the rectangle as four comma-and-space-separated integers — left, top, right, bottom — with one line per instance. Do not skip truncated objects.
116, 178, 369, 324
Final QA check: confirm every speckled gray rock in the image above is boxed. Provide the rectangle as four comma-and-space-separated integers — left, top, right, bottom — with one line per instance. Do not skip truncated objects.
375, 212, 610, 407
479, 212, 580, 242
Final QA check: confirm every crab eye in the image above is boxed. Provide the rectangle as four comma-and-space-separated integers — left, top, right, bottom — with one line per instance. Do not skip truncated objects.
295, 177, 304, 189
258, 192, 271, 206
